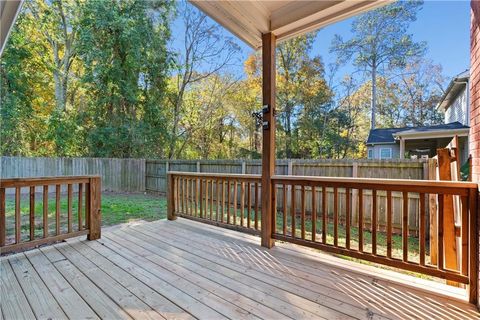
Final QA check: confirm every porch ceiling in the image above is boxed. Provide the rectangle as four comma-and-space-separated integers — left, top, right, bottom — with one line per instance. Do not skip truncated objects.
189, 0, 391, 49
0, 0, 23, 56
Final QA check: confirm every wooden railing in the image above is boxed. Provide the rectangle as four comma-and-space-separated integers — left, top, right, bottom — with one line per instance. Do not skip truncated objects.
0, 176, 101, 254
168, 172, 262, 235
167, 171, 479, 303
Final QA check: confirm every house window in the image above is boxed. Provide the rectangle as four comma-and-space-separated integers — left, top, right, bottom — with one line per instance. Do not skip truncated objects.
380, 148, 392, 159
368, 149, 374, 159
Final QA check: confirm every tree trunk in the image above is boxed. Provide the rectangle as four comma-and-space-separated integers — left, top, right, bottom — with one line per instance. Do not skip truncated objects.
371, 65, 377, 129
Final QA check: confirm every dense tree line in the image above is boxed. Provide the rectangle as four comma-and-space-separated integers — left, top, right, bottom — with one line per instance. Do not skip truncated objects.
1, 0, 444, 159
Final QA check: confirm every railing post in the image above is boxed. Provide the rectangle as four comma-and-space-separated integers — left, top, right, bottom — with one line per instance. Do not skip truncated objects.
469, 187, 479, 304
260, 32, 276, 248
167, 173, 176, 220
87, 176, 101, 241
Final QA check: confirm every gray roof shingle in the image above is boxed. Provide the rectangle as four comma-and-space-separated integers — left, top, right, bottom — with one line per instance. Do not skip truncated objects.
366, 122, 469, 145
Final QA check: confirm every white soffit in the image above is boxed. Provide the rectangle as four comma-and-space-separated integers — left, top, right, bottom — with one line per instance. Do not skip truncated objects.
0, 0, 23, 56
189, 0, 391, 49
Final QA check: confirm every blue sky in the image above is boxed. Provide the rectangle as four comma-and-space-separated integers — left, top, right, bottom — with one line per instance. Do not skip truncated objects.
173, 1, 470, 84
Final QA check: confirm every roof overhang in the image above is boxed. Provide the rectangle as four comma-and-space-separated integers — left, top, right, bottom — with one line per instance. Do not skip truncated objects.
394, 128, 470, 140
0, 0, 23, 56
437, 71, 470, 111
189, 0, 391, 49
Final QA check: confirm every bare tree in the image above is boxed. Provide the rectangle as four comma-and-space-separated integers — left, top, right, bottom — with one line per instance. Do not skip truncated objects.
167, 1, 239, 159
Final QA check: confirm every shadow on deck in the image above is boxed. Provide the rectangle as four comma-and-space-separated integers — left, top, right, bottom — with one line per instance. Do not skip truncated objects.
1, 218, 478, 320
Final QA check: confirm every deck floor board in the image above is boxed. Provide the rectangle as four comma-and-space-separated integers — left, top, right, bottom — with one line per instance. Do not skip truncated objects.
1, 218, 479, 320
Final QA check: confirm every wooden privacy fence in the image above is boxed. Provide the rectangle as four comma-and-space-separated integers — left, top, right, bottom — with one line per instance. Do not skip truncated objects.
1, 157, 145, 193
157, 159, 429, 235
167, 171, 479, 303
0, 176, 101, 254
147, 159, 427, 194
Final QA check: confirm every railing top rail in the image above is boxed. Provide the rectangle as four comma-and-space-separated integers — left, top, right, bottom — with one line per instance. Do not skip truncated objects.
272, 174, 479, 190
167, 171, 478, 190
168, 171, 261, 180
1, 175, 100, 188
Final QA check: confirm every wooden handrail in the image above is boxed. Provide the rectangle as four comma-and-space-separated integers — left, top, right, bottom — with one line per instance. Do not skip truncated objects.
1, 176, 97, 188
272, 174, 479, 190
168, 171, 261, 181
0, 175, 101, 254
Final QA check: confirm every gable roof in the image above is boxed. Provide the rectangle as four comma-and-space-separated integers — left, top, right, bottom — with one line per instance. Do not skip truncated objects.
366, 122, 470, 145
437, 69, 470, 111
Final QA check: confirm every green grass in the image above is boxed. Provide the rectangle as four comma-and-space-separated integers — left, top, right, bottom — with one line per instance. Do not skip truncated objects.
4, 192, 166, 242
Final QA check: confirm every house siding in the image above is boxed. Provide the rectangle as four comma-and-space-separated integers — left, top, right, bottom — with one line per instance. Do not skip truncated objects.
367, 144, 400, 159
445, 86, 469, 126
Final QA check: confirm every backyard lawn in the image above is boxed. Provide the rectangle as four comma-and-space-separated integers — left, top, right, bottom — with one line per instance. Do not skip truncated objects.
4, 192, 167, 243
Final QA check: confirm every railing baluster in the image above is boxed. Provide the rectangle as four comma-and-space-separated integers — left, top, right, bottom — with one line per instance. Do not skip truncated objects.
334, 187, 338, 246
312, 186, 316, 242
176, 177, 180, 214
56, 185, 61, 235
358, 189, 363, 252
233, 180, 238, 225
346, 187, 350, 249
273, 184, 277, 234
291, 184, 296, 238
387, 190, 392, 259
460, 195, 468, 275
254, 182, 259, 230
403, 191, 409, 262
210, 180, 214, 220
0, 188, 5, 246
200, 178, 204, 218
30, 186, 35, 240
372, 189, 377, 256
247, 182, 251, 228
78, 184, 83, 231
67, 184, 72, 233
322, 186, 326, 244
301, 185, 305, 240
85, 183, 90, 230
438, 194, 444, 270
195, 178, 199, 217
181, 178, 185, 214
186, 178, 190, 216
15, 187, 21, 244
283, 184, 287, 236
216, 180, 220, 221
222, 180, 226, 223
419, 193, 426, 266
227, 180, 231, 224
43, 185, 48, 237
240, 182, 245, 227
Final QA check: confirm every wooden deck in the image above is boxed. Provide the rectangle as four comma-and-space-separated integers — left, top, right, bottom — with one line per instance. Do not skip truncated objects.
1, 218, 478, 320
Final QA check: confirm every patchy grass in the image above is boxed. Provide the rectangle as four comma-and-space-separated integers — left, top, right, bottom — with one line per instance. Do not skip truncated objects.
4, 192, 166, 242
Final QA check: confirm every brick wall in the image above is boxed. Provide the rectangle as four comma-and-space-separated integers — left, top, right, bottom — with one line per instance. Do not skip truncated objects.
471, 0, 480, 182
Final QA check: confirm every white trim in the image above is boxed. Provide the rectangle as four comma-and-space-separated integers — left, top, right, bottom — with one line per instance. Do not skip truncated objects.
394, 128, 469, 140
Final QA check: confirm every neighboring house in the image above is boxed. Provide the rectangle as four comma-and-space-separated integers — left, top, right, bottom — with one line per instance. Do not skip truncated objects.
366, 70, 470, 162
